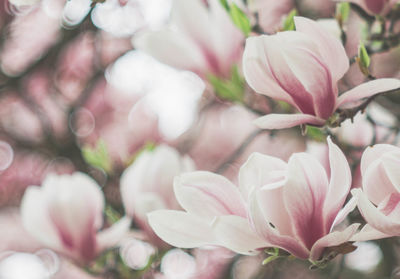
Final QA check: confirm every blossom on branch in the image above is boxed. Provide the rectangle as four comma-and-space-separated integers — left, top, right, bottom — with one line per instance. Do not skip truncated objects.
243, 16, 400, 130
148, 137, 359, 261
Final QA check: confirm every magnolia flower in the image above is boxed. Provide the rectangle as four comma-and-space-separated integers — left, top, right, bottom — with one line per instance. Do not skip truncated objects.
336, 0, 399, 15
351, 144, 400, 241
120, 145, 195, 230
20, 172, 131, 262
243, 16, 400, 129
134, 0, 244, 78
148, 138, 359, 261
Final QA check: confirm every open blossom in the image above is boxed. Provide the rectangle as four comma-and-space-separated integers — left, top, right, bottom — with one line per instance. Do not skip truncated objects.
243, 16, 400, 130
351, 144, 400, 241
134, 0, 244, 78
120, 145, 195, 235
148, 138, 359, 261
20, 172, 131, 262
336, 0, 399, 15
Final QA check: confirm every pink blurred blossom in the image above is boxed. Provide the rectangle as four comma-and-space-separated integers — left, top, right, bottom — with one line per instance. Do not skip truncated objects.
120, 145, 195, 243
336, 0, 399, 15
0, 6, 60, 75
20, 172, 131, 262
134, 0, 244, 78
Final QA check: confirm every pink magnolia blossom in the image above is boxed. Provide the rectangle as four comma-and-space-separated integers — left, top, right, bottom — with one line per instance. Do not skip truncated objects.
133, 0, 244, 78
351, 144, 400, 241
120, 145, 195, 240
148, 138, 359, 261
243, 16, 400, 130
336, 0, 399, 15
20, 172, 131, 262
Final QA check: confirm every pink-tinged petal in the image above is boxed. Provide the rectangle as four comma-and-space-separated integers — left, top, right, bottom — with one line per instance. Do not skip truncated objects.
350, 224, 392, 242
43, 173, 104, 256
174, 171, 247, 219
238, 152, 287, 200
294, 16, 349, 82
243, 36, 297, 106
248, 189, 310, 258
352, 189, 400, 235
277, 40, 335, 119
360, 144, 400, 175
171, 0, 213, 49
331, 197, 358, 230
96, 216, 131, 252
212, 215, 269, 255
20, 187, 61, 250
284, 153, 329, 249
309, 223, 360, 261
257, 182, 294, 236
147, 210, 216, 248
382, 153, 400, 193
362, 159, 398, 205
323, 137, 352, 230
133, 30, 206, 75
336, 79, 400, 109
254, 114, 325, 130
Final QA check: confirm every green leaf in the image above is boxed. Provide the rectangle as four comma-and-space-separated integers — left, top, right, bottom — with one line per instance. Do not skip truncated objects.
307, 126, 325, 142
207, 65, 245, 103
262, 255, 280, 265
229, 4, 251, 36
219, 0, 229, 11
82, 139, 112, 173
336, 2, 350, 25
357, 42, 371, 76
283, 9, 297, 31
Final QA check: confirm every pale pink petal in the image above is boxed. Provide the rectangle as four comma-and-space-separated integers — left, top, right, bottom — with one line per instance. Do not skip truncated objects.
20, 187, 61, 250
309, 223, 360, 261
96, 216, 131, 252
147, 210, 216, 248
171, 0, 213, 49
133, 30, 206, 74
174, 171, 247, 219
350, 224, 392, 242
362, 159, 398, 205
243, 36, 297, 106
323, 137, 352, 230
360, 144, 400, 175
254, 114, 325, 130
294, 16, 349, 82
382, 153, 400, 193
331, 197, 358, 230
212, 215, 269, 255
248, 189, 310, 259
336, 79, 400, 109
283, 153, 329, 250
238, 152, 287, 200
352, 189, 400, 235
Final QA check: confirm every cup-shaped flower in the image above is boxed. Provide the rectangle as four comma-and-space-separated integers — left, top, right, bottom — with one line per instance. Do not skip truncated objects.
134, 0, 244, 78
336, 0, 398, 15
20, 172, 131, 262
120, 145, 195, 229
351, 144, 400, 241
243, 16, 400, 130
148, 138, 359, 261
